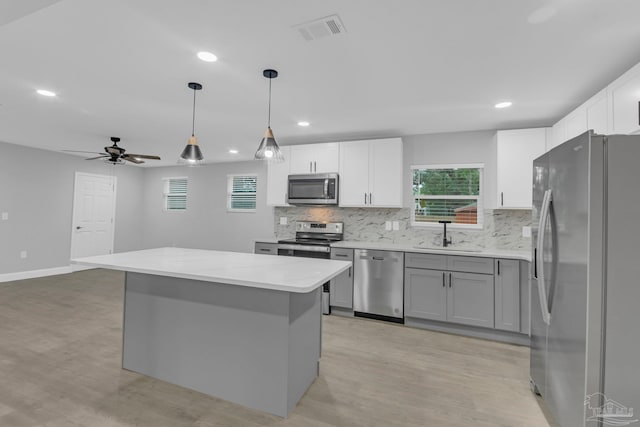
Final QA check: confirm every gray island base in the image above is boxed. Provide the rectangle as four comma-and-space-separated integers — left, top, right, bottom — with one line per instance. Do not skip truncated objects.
123, 272, 320, 417
73, 247, 351, 418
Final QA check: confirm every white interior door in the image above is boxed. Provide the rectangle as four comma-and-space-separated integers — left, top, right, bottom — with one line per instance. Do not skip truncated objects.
70, 172, 117, 266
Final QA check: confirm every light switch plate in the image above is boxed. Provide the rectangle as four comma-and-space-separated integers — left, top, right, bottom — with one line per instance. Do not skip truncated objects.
279, 217, 288, 225
392, 221, 400, 231
1, 212, 7, 220
522, 226, 531, 237
385, 221, 392, 231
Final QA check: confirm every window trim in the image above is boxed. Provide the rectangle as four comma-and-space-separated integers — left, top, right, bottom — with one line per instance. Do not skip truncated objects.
227, 174, 257, 213
410, 163, 484, 230
162, 176, 188, 212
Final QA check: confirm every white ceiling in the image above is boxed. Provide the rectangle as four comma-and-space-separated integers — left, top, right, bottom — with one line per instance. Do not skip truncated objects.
2, 0, 640, 166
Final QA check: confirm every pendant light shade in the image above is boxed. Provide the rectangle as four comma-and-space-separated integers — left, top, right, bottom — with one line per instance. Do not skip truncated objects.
255, 69, 284, 162
179, 82, 204, 165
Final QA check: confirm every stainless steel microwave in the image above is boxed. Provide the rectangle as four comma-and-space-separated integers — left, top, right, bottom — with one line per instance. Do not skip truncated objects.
287, 173, 339, 205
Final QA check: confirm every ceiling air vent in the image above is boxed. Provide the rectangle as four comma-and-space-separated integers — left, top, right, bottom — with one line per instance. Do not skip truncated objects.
293, 14, 346, 42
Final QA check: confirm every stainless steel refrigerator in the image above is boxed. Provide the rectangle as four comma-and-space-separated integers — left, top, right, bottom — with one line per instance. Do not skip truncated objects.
531, 130, 640, 427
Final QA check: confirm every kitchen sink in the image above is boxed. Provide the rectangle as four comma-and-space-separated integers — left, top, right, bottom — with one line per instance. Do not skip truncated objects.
413, 246, 482, 253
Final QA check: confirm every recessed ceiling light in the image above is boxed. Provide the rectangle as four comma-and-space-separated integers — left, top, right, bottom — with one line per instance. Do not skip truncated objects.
297, 121, 310, 127
495, 101, 512, 109
197, 51, 218, 62
229, 149, 238, 154
36, 89, 56, 97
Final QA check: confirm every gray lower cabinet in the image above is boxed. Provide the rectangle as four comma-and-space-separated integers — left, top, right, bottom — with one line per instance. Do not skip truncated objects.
329, 248, 354, 308
404, 252, 495, 329
254, 242, 277, 255
404, 268, 447, 321
494, 258, 520, 332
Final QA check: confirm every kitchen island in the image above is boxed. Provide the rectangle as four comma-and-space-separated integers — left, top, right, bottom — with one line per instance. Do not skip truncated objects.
73, 247, 351, 417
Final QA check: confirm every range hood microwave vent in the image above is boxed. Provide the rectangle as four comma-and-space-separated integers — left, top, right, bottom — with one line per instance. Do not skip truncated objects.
293, 14, 347, 42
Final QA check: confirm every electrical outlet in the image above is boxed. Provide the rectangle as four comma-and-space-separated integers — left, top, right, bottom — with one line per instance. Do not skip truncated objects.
385, 221, 392, 231
20, 250, 27, 259
392, 221, 400, 231
1, 212, 7, 220
279, 217, 288, 225
522, 226, 531, 237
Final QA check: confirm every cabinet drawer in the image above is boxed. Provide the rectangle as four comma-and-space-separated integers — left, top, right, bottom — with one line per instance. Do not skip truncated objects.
254, 242, 277, 255
404, 252, 447, 270
330, 248, 354, 261
447, 256, 494, 274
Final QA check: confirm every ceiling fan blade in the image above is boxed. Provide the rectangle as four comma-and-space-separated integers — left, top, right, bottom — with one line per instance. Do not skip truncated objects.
125, 154, 161, 160
62, 150, 104, 155
124, 157, 144, 164
85, 155, 109, 160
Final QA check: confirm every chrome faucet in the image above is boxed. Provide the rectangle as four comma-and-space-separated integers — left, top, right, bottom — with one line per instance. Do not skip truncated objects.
439, 220, 452, 247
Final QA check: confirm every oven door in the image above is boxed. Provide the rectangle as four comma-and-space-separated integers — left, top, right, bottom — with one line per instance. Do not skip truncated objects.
277, 244, 331, 259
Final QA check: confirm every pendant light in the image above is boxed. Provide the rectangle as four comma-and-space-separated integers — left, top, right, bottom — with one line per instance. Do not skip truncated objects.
254, 69, 284, 162
179, 82, 204, 165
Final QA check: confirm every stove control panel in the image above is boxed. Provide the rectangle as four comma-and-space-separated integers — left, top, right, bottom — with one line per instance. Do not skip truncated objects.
295, 221, 343, 234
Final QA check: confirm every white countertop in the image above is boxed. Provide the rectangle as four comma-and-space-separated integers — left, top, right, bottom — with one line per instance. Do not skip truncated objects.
331, 241, 531, 261
72, 247, 351, 293
253, 238, 531, 262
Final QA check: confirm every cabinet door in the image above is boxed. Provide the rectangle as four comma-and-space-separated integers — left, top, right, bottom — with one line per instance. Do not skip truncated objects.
329, 248, 354, 308
266, 146, 290, 206
586, 89, 608, 135
494, 259, 520, 332
446, 272, 494, 328
496, 128, 547, 208
609, 64, 640, 135
338, 140, 370, 206
254, 242, 277, 255
289, 143, 339, 174
369, 138, 403, 207
404, 268, 447, 321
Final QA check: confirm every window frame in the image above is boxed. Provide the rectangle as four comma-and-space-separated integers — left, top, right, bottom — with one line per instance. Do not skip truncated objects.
162, 176, 188, 212
227, 174, 257, 213
410, 163, 484, 230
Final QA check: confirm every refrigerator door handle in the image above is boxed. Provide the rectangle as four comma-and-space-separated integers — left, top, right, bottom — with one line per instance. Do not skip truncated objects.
536, 189, 553, 325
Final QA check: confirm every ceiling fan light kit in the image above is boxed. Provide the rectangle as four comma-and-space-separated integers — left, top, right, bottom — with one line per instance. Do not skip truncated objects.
62, 136, 161, 165
254, 69, 284, 162
179, 82, 205, 165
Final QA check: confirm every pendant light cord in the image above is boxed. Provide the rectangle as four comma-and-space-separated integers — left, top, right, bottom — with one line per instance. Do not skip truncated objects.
267, 77, 272, 128
191, 88, 197, 136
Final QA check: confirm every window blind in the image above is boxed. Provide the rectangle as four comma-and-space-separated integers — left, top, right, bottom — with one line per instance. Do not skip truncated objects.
227, 175, 257, 211
163, 177, 188, 211
412, 166, 483, 226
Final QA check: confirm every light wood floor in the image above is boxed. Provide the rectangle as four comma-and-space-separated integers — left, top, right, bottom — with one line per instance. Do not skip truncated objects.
0, 269, 552, 427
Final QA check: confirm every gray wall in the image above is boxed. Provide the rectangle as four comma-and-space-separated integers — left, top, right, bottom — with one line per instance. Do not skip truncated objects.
0, 141, 144, 275
140, 160, 273, 254
402, 130, 498, 209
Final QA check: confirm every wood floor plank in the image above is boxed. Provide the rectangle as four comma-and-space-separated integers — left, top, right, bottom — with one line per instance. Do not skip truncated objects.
0, 269, 551, 426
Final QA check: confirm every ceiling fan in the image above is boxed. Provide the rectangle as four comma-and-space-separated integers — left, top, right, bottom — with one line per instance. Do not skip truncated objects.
63, 137, 161, 165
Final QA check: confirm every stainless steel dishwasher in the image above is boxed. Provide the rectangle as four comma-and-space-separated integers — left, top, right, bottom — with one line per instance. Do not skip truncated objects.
353, 249, 404, 323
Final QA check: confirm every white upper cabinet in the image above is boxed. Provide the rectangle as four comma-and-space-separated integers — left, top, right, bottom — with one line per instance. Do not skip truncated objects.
586, 89, 608, 135
339, 137, 403, 208
289, 142, 339, 174
608, 62, 640, 135
496, 128, 547, 209
266, 145, 291, 206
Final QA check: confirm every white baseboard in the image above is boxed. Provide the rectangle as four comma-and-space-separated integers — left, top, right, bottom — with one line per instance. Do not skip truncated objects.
0, 265, 74, 283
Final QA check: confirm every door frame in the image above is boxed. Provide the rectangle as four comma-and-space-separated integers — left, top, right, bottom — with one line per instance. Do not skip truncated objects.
70, 172, 117, 270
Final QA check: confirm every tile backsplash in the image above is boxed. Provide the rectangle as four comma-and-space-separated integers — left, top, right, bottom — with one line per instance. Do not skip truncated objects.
274, 207, 531, 251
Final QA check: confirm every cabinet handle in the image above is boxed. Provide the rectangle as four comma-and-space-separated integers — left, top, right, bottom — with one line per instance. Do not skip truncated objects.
314, 161, 317, 172
449, 273, 452, 288
501, 192, 504, 207
442, 272, 445, 287
259, 248, 271, 252
497, 260, 501, 275
369, 193, 372, 204
348, 267, 352, 278
335, 254, 349, 258
364, 193, 367, 204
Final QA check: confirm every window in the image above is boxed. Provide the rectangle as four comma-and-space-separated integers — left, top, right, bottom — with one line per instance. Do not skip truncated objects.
411, 164, 483, 228
227, 175, 257, 212
163, 177, 188, 211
